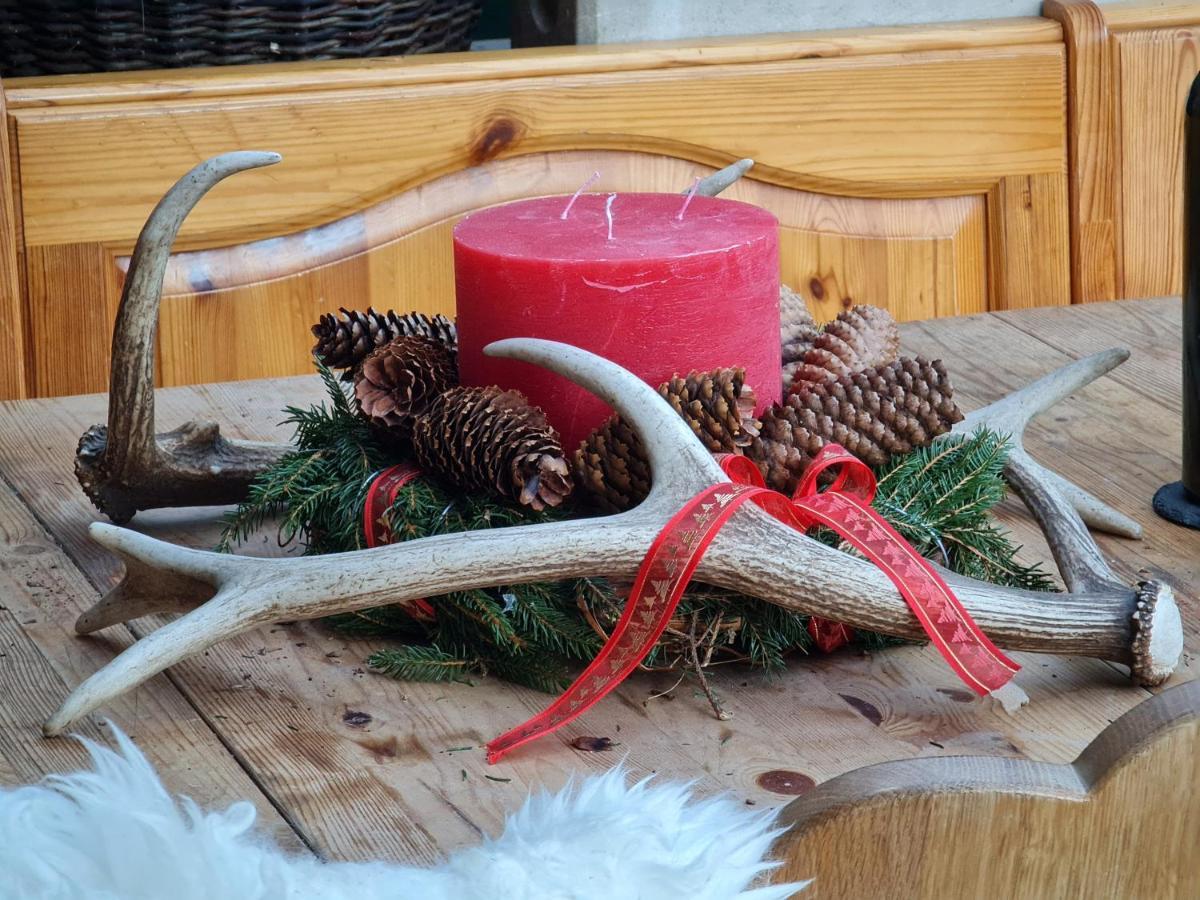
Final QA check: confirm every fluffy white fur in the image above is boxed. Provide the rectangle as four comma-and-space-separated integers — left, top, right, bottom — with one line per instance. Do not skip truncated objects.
0, 727, 807, 899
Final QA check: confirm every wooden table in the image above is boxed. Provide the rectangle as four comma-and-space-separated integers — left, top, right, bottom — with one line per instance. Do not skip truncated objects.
0, 298, 1195, 864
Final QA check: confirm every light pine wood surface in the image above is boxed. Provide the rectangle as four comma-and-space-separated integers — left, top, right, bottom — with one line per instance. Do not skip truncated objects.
0, 300, 1194, 895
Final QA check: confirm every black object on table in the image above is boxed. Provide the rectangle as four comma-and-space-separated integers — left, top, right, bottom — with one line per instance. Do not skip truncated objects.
1155, 70, 1200, 529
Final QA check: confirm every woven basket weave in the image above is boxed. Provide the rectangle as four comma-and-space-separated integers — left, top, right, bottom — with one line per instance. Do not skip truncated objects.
0, 1, 483, 77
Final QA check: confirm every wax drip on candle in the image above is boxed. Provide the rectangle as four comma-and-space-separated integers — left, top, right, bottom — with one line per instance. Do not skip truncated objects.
560, 171, 601, 220
605, 193, 616, 241
677, 177, 702, 221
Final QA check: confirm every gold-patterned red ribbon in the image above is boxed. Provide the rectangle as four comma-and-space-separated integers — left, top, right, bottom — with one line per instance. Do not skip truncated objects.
364, 463, 436, 621
486, 444, 1020, 764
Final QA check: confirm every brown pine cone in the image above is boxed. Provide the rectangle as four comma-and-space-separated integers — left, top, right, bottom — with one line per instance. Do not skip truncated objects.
786, 305, 900, 389
750, 356, 963, 493
354, 336, 458, 442
313, 307, 457, 377
413, 386, 573, 510
574, 368, 759, 512
780, 284, 821, 383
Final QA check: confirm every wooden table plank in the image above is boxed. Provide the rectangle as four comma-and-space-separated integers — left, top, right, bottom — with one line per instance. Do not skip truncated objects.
0, 300, 1194, 862
0, 475, 302, 849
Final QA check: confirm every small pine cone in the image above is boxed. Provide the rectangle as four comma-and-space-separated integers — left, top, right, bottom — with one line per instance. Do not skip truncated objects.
749, 356, 963, 493
574, 415, 653, 513
354, 336, 458, 442
413, 386, 572, 510
788, 305, 900, 389
658, 368, 759, 453
574, 368, 759, 511
313, 307, 457, 377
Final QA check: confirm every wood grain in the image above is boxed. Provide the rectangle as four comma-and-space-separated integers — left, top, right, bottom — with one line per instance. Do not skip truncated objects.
772, 680, 1200, 898
1104, 1, 1200, 31
1113, 23, 1200, 298
11, 46, 1067, 249
0, 82, 26, 399
1, 302, 1191, 864
986, 173, 1072, 309
3, 19, 1064, 109
0, 471, 301, 848
1046, 0, 1123, 303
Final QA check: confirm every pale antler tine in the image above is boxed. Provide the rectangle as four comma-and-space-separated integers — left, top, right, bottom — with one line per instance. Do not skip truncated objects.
955, 347, 1142, 538
1004, 450, 1118, 594
1040, 467, 1143, 539
692, 158, 754, 197
958, 347, 1130, 439
45, 587, 257, 736
486, 338, 726, 505
74, 521, 242, 633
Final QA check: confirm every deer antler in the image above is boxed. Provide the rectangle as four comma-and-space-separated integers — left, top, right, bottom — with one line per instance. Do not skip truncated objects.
75, 151, 291, 524
45, 337, 1181, 735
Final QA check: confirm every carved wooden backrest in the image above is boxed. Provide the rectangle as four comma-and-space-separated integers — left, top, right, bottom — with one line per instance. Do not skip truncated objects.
771, 680, 1200, 898
2, 20, 1070, 398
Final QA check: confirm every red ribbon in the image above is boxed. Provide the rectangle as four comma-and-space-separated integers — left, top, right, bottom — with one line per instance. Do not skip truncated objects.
364, 464, 436, 621
486, 444, 1019, 764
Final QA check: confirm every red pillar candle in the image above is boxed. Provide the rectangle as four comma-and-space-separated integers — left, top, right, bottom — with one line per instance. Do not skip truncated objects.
453, 192, 781, 451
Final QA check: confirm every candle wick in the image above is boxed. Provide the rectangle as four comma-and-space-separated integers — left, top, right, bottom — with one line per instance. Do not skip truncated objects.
605, 192, 616, 241
560, 171, 601, 220
677, 176, 702, 221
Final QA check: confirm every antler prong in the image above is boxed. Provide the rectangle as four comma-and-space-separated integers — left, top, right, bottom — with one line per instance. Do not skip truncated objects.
76, 151, 291, 524
692, 158, 754, 197
954, 348, 1143, 539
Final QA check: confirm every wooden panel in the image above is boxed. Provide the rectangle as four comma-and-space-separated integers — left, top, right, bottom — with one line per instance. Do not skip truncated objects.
986, 173, 1072, 308
772, 681, 1200, 898
1046, 0, 1123, 302
0, 84, 26, 399
3, 18, 1065, 109
25, 242, 121, 397
777, 194, 987, 323
145, 153, 990, 386
10, 47, 1066, 249
5, 31, 1070, 396
1114, 24, 1200, 298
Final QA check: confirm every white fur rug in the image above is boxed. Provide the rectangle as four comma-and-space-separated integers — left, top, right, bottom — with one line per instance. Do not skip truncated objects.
0, 726, 807, 899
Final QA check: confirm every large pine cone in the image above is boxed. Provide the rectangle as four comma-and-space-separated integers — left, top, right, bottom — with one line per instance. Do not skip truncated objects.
780, 284, 821, 381
354, 336, 458, 442
313, 307, 457, 377
575, 368, 759, 512
750, 356, 963, 493
413, 386, 573, 510
784, 304, 900, 389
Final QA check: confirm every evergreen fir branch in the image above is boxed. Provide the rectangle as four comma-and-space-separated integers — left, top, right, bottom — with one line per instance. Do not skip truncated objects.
504, 581, 602, 659
484, 651, 575, 694
368, 645, 478, 685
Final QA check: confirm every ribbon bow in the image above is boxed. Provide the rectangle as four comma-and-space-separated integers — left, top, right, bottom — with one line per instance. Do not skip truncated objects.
487, 444, 1021, 764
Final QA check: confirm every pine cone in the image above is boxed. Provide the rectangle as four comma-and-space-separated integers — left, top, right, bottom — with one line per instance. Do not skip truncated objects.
785, 305, 900, 389
413, 386, 573, 510
575, 368, 759, 512
750, 356, 963, 493
313, 307, 457, 377
354, 336, 458, 442
780, 284, 821, 381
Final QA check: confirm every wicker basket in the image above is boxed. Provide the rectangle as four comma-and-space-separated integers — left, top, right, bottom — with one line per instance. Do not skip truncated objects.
0, 1, 484, 77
